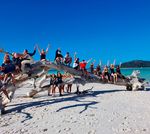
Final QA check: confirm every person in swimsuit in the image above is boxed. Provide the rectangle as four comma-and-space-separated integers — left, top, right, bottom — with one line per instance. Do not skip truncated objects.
116, 66, 126, 79
49, 74, 57, 96
37, 44, 50, 61
56, 71, 63, 96
102, 66, 110, 82
110, 64, 117, 83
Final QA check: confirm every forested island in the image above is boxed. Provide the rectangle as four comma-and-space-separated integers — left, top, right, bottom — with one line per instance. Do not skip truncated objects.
121, 60, 150, 68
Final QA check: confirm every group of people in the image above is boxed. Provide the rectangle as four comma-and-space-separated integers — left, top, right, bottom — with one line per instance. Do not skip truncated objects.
0, 44, 51, 99
90, 63, 125, 83
0, 44, 51, 72
0, 44, 126, 98
47, 72, 73, 96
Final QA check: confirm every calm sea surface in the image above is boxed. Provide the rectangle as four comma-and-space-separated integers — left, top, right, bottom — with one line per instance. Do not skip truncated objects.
121, 68, 150, 81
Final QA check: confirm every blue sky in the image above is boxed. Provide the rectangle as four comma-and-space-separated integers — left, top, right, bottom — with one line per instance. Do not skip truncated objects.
0, 0, 150, 65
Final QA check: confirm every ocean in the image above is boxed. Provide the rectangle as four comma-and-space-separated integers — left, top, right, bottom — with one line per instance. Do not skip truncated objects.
121, 68, 150, 81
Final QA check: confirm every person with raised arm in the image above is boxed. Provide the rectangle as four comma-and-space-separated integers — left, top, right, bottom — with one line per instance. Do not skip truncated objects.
37, 44, 50, 61
79, 58, 92, 71
90, 59, 96, 74
73, 52, 80, 70
21, 45, 36, 73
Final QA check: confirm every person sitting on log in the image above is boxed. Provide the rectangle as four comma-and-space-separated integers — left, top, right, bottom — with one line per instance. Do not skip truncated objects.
21, 46, 36, 73
102, 66, 110, 82
90, 60, 96, 74
73, 52, 80, 70
110, 64, 118, 83
64, 52, 72, 66
12, 53, 23, 73
79, 58, 92, 74
95, 64, 102, 76
37, 44, 50, 61
55, 48, 63, 64
1, 54, 16, 84
116, 66, 126, 80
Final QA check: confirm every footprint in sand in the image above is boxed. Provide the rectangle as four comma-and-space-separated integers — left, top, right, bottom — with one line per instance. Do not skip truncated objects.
57, 129, 61, 133
37, 117, 40, 120
64, 127, 71, 132
44, 108, 48, 111
89, 114, 95, 117
88, 130, 96, 134
72, 120, 77, 123
35, 125, 38, 128
42, 128, 48, 132
142, 128, 147, 132
63, 120, 70, 123
20, 129, 28, 133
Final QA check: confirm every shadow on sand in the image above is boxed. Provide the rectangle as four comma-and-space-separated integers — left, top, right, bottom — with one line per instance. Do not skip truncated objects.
5, 89, 124, 123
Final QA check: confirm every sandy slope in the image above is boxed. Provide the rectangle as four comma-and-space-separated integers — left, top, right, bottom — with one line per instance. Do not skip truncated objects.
0, 83, 150, 134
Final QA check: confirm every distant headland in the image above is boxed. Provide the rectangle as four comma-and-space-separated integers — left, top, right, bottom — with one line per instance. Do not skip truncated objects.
121, 60, 150, 68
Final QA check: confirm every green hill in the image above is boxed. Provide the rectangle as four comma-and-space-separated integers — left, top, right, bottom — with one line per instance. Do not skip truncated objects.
121, 60, 150, 68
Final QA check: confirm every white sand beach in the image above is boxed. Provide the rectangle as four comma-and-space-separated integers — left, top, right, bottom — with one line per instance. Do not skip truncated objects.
0, 83, 150, 134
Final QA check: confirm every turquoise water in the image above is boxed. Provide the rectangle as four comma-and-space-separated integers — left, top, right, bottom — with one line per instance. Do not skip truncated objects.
48, 69, 64, 75
121, 68, 150, 81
